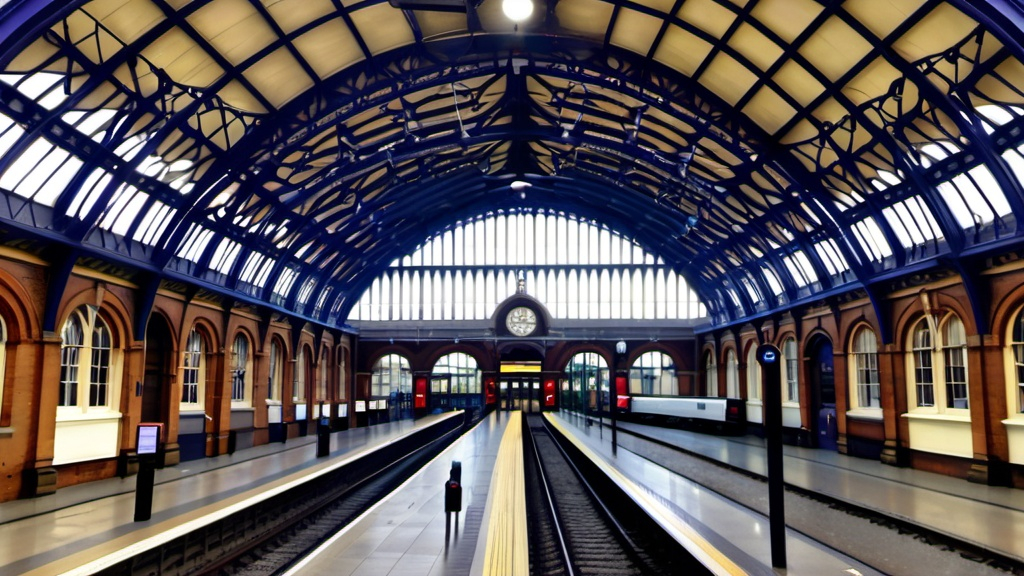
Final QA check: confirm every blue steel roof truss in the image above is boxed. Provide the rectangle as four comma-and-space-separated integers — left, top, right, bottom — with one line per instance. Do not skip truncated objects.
0, 0, 1024, 329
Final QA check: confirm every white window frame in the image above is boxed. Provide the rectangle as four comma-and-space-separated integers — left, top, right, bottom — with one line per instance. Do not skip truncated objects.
432, 352, 482, 395
294, 346, 308, 402
181, 328, 205, 409
629, 351, 677, 396
905, 314, 970, 417
1007, 307, 1024, 417
848, 326, 882, 418
725, 349, 739, 398
370, 353, 412, 398
268, 338, 284, 402
704, 350, 718, 396
230, 333, 252, 408
0, 315, 5, 421
782, 337, 800, 404
57, 306, 121, 417
746, 345, 761, 401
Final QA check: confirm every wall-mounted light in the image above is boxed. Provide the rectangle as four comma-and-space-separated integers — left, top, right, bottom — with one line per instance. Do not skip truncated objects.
616, 340, 627, 355
502, 0, 533, 21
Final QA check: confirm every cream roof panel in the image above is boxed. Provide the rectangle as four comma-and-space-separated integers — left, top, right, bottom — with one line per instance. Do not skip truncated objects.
142, 28, 225, 88
698, 52, 758, 107
413, 11, 469, 39
188, 0, 277, 66
218, 79, 267, 114
242, 47, 313, 108
609, 8, 661, 56
843, 57, 902, 107
731, 22, 783, 72
556, 0, 615, 40
292, 19, 364, 79
61, 10, 123, 64
749, 0, 823, 45
743, 86, 796, 135
843, 0, 925, 40
263, 0, 336, 34
798, 15, 873, 83
652, 24, 713, 77
634, 0, 676, 14
349, 4, 415, 55
780, 117, 818, 145
810, 97, 849, 126
772, 59, 825, 107
86, 0, 165, 44
678, 0, 737, 39
974, 58, 1024, 105
892, 4, 976, 62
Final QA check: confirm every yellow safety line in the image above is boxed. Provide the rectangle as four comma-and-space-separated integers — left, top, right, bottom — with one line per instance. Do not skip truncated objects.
482, 411, 529, 576
543, 414, 748, 576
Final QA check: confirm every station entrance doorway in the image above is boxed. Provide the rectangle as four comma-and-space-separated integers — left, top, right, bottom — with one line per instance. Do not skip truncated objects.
501, 376, 541, 412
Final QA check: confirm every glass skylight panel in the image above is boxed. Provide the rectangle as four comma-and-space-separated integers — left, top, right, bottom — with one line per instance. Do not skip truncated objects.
782, 250, 817, 287
761, 265, 784, 296
740, 276, 761, 303
315, 287, 332, 315
936, 166, 1009, 229
177, 225, 215, 262
239, 252, 270, 286
852, 217, 893, 262
814, 239, 849, 276
98, 185, 148, 236
62, 109, 119, 142
297, 278, 316, 305
66, 168, 112, 218
883, 196, 942, 248
0, 139, 81, 206
0, 114, 24, 158
273, 267, 298, 298
133, 201, 174, 245
210, 238, 242, 274
4, 72, 66, 109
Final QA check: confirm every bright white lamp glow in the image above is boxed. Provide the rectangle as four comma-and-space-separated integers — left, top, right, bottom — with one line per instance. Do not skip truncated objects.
502, 0, 533, 21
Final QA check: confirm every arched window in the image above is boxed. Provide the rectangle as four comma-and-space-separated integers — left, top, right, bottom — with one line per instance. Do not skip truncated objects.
849, 326, 881, 413
317, 346, 329, 402
433, 353, 481, 394
231, 333, 252, 406
629, 351, 677, 396
704, 350, 718, 396
565, 352, 608, 412
746, 345, 761, 402
906, 314, 969, 413
782, 337, 799, 404
59, 306, 114, 411
295, 346, 309, 402
337, 345, 348, 402
371, 353, 411, 398
1010, 309, 1024, 414
54, 306, 122, 465
725, 349, 739, 398
0, 315, 6, 419
268, 338, 284, 402
182, 327, 205, 408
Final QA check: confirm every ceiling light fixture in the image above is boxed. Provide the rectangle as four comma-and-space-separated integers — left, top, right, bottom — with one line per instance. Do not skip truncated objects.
502, 0, 533, 21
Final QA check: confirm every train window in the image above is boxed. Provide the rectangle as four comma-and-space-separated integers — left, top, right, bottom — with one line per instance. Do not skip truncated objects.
629, 351, 677, 396
849, 326, 881, 415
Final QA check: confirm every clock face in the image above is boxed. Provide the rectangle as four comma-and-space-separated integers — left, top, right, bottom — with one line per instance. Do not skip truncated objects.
506, 306, 538, 336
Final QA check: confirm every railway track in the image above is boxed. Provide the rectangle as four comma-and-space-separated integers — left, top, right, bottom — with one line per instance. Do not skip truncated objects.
522, 414, 711, 576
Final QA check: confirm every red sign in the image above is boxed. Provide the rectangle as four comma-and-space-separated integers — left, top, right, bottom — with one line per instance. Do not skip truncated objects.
414, 376, 427, 409
615, 375, 630, 409
485, 378, 497, 405
544, 379, 556, 407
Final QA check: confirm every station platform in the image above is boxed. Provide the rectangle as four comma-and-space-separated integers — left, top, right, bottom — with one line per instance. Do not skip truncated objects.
283, 409, 522, 576
0, 412, 463, 576
552, 411, 1024, 575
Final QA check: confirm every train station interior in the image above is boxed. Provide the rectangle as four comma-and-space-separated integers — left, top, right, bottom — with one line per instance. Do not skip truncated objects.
3, 0, 1024, 574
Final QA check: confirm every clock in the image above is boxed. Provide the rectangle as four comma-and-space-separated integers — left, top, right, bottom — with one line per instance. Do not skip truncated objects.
505, 306, 537, 336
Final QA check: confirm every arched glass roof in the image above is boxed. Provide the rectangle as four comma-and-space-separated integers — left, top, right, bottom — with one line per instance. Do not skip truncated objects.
1, 0, 1024, 329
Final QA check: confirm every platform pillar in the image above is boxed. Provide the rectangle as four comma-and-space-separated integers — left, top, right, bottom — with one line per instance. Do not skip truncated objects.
757, 343, 786, 569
